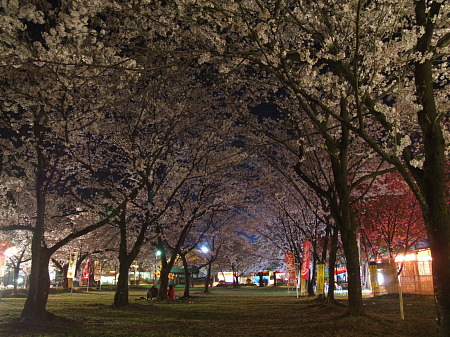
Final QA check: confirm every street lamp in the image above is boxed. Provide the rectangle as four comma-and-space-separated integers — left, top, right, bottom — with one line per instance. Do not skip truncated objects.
154, 250, 161, 284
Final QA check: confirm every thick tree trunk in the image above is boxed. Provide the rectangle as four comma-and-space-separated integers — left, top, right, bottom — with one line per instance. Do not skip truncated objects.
411, 3, 449, 335
424, 154, 450, 323
20, 249, 52, 322
329, 99, 363, 316
113, 205, 147, 307
158, 264, 173, 300
113, 259, 132, 307
21, 131, 52, 322
428, 214, 450, 337
340, 224, 363, 316
329, 163, 363, 311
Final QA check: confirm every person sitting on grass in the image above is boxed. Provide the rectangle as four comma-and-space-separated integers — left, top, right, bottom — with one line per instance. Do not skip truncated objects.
167, 284, 175, 300
147, 285, 158, 300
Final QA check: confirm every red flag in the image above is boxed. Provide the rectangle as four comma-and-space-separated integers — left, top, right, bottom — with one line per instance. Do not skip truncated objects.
300, 241, 311, 280
285, 253, 297, 285
0, 242, 8, 277
82, 259, 91, 280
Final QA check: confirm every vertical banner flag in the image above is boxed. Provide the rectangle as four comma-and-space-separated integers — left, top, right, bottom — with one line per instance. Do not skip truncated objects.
369, 262, 380, 295
285, 253, 297, 286
82, 259, 91, 280
94, 261, 101, 282
316, 263, 325, 294
300, 241, 311, 295
0, 242, 9, 277
67, 252, 77, 279
301, 241, 311, 280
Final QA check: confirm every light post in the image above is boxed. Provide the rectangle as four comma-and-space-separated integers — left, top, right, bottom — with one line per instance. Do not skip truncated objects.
154, 250, 161, 284
200, 245, 213, 293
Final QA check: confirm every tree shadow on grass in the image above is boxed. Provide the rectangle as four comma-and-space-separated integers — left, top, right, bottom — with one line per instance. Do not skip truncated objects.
0, 313, 82, 337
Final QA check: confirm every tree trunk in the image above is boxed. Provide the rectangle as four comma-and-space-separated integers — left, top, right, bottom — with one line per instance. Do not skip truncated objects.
180, 254, 191, 298
20, 131, 52, 322
326, 226, 339, 304
340, 225, 363, 316
428, 213, 450, 337
183, 271, 191, 297
13, 264, 20, 295
61, 264, 69, 289
258, 272, 264, 287
420, 144, 450, 335
328, 185, 363, 315
383, 258, 399, 294
20, 249, 52, 322
412, 4, 450, 332
113, 209, 132, 307
158, 263, 174, 300
113, 258, 132, 307
204, 259, 212, 293
328, 100, 363, 316
231, 264, 238, 287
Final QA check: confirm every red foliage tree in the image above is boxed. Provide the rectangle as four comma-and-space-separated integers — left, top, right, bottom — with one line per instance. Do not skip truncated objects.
354, 173, 427, 261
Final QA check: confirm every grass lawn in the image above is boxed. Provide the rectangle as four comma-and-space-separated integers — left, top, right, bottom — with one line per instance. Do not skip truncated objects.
0, 286, 438, 336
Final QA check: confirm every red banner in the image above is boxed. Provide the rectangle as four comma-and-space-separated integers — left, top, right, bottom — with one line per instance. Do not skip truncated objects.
82, 259, 91, 280
301, 241, 311, 280
0, 243, 8, 277
285, 253, 297, 285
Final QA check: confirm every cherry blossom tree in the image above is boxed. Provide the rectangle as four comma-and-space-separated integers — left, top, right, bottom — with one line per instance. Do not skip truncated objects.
168, 1, 448, 331
2, 0, 448, 333
155, 149, 246, 298
190, 1, 448, 331
0, 0, 144, 321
